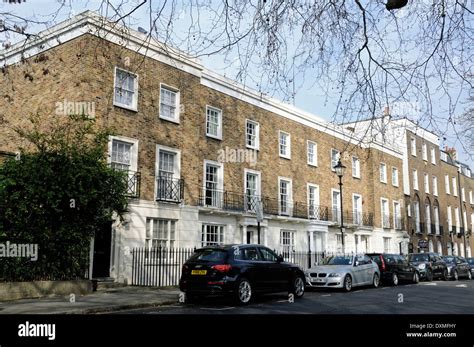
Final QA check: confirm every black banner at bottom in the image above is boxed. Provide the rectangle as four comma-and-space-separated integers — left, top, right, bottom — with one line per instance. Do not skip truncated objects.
0, 314, 472, 346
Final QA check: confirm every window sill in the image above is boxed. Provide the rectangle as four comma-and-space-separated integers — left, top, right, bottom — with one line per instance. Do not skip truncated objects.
206, 134, 222, 141
159, 115, 180, 124
279, 155, 291, 160
308, 162, 318, 167
246, 145, 259, 151
352, 175, 360, 179
114, 102, 138, 112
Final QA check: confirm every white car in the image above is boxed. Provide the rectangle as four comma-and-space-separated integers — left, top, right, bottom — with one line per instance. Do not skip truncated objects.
305, 254, 380, 292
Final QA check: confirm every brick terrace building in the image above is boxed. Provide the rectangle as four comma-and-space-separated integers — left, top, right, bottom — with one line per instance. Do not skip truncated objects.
0, 12, 472, 283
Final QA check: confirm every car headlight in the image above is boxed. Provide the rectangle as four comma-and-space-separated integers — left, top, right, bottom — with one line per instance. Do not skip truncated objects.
418, 264, 426, 270
328, 273, 341, 277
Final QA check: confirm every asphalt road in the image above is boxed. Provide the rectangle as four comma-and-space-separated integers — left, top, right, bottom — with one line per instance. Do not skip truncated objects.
109, 279, 474, 315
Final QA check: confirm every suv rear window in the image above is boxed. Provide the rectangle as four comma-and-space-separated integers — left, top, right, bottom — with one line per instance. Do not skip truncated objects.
383, 255, 398, 264
188, 249, 228, 262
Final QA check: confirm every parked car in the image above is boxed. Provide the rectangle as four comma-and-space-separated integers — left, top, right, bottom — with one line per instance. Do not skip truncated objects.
366, 253, 419, 285
442, 256, 472, 280
407, 253, 448, 281
467, 258, 474, 276
179, 244, 306, 305
305, 254, 380, 292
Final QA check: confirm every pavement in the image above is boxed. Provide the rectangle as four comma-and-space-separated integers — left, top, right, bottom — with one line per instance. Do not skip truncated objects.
0, 286, 180, 314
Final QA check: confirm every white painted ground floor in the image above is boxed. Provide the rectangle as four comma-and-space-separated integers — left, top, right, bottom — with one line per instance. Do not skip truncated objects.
95, 200, 418, 284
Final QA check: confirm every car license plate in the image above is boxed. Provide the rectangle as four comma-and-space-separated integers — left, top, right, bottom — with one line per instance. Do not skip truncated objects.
315, 278, 324, 282
191, 270, 207, 275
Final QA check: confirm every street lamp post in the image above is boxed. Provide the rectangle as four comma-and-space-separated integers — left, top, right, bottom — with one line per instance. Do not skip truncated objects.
334, 159, 346, 254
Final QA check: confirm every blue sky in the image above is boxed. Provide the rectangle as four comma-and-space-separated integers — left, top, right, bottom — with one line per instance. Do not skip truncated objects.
1, 0, 472, 167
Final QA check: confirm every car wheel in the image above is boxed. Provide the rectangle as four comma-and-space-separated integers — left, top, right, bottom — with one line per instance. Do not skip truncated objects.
426, 269, 433, 282
452, 270, 458, 281
235, 278, 253, 305
468, 271, 472, 280
372, 273, 380, 288
442, 268, 449, 281
290, 276, 305, 299
392, 273, 399, 286
412, 271, 420, 284
343, 275, 352, 292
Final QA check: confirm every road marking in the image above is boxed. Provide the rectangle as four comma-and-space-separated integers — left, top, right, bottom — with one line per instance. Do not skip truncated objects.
381, 287, 389, 290
200, 307, 235, 311
277, 300, 287, 303
321, 294, 331, 297
455, 284, 467, 288
423, 283, 437, 286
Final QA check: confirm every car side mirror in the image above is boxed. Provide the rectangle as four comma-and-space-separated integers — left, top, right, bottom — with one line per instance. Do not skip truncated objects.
277, 255, 284, 263
354, 260, 359, 267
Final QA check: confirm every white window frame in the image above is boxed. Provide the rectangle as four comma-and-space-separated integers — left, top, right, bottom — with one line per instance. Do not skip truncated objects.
393, 201, 402, 230
113, 67, 138, 111
307, 183, 320, 219
422, 143, 428, 161
307, 140, 318, 167
279, 131, 291, 159
278, 177, 293, 215
432, 176, 438, 196
470, 190, 473, 205
414, 201, 421, 233
159, 83, 180, 123
454, 207, 460, 233
352, 156, 360, 178
206, 105, 223, 140
202, 159, 224, 207
155, 145, 181, 199
280, 230, 295, 253
447, 206, 452, 232
434, 205, 440, 234
201, 224, 225, 246
412, 169, 419, 191
383, 237, 391, 253
244, 169, 261, 212
462, 187, 466, 202
424, 173, 430, 194
410, 137, 417, 156
407, 203, 412, 217
145, 218, 177, 249
108, 135, 139, 172
380, 198, 390, 228
391, 167, 399, 187
430, 147, 436, 164
445, 175, 451, 195
352, 193, 363, 225
452, 177, 458, 197
245, 119, 260, 150
425, 203, 431, 233
330, 149, 340, 171
379, 163, 387, 183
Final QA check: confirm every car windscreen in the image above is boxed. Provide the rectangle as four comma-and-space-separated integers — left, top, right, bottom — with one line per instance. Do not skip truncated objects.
408, 254, 429, 262
321, 256, 353, 265
443, 256, 456, 264
467, 259, 474, 265
188, 249, 228, 263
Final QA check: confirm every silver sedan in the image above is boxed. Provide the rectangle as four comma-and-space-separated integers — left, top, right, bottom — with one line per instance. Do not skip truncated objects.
305, 254, 380, 292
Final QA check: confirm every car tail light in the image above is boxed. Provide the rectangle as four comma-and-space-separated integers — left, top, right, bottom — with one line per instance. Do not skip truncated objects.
182, 265, 189, 273
380, 255, 386, 271
212, 264, 232, 273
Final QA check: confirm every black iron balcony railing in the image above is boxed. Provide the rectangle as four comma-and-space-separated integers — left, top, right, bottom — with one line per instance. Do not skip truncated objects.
197, 188, 332, 221
109, 165, 141, 198
156, 177, 184, 203
329, 208, 374, 227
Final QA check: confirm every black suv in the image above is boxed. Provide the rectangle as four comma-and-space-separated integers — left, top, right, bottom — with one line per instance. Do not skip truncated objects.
179, 244, 305, 304
367, 253, 419, 285
408, 252, 448, 281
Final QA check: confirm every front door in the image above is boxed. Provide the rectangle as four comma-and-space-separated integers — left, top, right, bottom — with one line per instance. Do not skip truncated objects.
246, 230, 253, 244
92, 222, 113, 278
